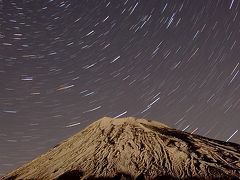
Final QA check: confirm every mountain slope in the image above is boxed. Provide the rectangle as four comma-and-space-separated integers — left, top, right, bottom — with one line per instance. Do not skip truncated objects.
2, 117, 240, 180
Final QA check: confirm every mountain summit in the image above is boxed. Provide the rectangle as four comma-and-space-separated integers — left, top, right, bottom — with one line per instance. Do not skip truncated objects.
2, 117, 240, 179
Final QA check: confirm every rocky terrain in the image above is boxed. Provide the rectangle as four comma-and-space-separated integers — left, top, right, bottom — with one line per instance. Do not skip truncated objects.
2, 117, 240, 180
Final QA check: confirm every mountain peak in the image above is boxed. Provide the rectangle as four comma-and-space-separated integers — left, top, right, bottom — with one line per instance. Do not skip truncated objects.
3, 117, 240, 180
97, 116, 170, 129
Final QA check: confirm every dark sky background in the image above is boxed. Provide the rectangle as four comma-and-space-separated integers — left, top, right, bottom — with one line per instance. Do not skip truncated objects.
0, 0, 240, 175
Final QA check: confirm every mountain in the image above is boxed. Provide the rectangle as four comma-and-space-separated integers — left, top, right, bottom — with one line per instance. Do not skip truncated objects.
2, 117, 240, 180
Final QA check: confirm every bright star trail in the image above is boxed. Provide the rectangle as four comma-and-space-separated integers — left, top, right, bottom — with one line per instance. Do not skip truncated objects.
0, 0, 240, 175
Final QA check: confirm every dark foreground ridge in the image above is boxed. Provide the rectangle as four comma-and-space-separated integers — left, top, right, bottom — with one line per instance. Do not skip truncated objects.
2, 117, 240, 180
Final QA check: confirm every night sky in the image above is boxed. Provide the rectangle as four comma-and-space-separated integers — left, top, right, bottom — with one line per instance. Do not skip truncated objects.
0, 0, 240, 175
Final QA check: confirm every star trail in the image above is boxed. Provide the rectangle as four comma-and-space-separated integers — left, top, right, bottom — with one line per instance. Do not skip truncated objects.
0, 0, 240, 175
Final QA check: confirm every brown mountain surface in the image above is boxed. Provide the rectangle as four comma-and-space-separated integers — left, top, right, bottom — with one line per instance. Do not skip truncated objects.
2, 117, 240, 180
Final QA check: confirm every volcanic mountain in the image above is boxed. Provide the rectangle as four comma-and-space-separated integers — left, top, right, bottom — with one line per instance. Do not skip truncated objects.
2, 117, 240, 180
